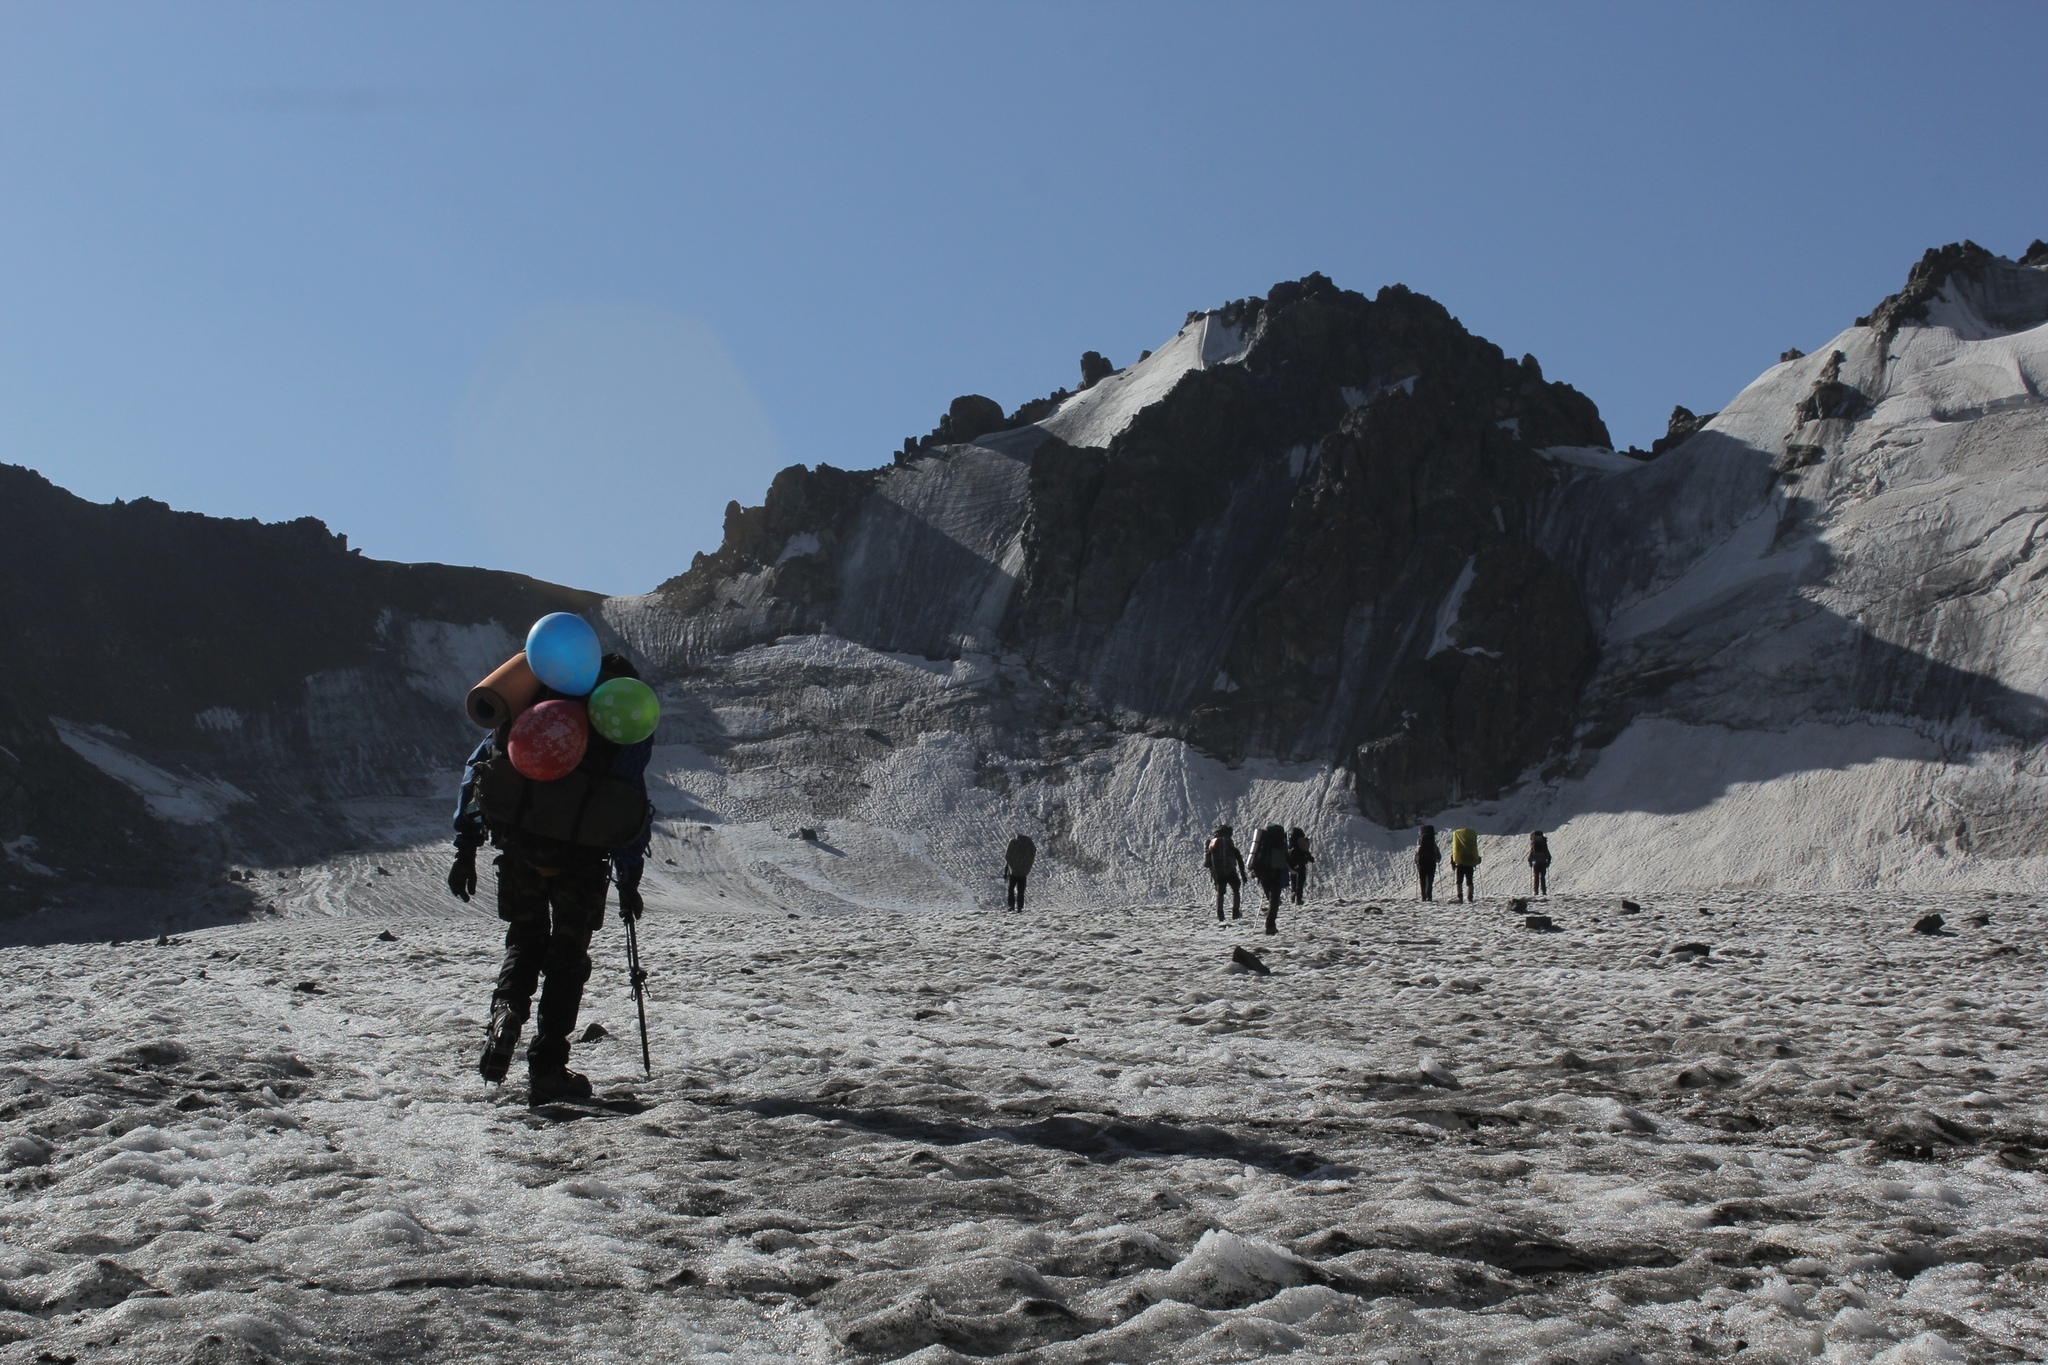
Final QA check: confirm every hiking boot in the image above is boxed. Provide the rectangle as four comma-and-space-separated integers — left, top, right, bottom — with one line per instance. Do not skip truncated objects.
528, 1066, 593, 1106
480, 1002, 523, 1084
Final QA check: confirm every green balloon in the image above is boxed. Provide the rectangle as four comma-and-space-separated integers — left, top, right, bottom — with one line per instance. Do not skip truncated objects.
587, 677, 661, 745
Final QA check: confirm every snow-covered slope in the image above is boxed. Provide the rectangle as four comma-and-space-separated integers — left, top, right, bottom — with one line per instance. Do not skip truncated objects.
1033, 313, 1249, 451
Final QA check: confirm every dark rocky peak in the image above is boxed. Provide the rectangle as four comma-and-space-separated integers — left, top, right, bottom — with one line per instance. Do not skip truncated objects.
1634, 404, 1719, 459
650, 460, 879, 615
623, 271, 1618, 819
1859, 239, 2048, 338
1078, 351, 1114, 390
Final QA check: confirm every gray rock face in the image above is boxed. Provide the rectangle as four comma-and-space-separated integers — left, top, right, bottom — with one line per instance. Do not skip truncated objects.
616, 275, 1613, 824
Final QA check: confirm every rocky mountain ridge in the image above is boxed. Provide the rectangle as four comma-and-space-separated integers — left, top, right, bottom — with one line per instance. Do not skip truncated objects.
0, 464, 593, 921
7, 240, 2048, 928
616, 273, 1620, 823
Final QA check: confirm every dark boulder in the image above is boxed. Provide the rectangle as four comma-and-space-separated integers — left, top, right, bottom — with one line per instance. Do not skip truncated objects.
1230, 946, 1271, 975
1648, 405, 1718, 457
929, 394, 1009, 447
1793, 351, 1868, 424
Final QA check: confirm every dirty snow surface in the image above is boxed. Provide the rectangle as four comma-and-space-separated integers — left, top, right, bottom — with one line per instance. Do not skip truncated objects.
4, 891, 2046, 1365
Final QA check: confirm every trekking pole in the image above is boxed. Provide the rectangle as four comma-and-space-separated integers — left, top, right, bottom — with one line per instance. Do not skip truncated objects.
623, 911, 652, 1078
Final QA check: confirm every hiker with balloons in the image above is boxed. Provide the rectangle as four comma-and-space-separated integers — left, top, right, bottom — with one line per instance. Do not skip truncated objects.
447, 612, 661, 1105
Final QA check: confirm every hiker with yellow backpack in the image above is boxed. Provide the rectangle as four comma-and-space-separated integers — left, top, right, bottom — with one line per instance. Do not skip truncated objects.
1450, 826, 1481, 903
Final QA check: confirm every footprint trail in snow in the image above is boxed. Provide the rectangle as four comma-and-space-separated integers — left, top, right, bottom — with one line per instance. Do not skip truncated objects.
2, 892, 2044, 1363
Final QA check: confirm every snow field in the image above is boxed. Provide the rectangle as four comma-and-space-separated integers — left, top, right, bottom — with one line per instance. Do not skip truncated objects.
2, 889, 2043, 1362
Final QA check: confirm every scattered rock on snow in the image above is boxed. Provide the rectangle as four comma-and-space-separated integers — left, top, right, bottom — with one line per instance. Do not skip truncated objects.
1554, 1050, 1592, 1071
1510, 897, 1528, 913
375, 929, 397, 941
1229, 947, 1271, 976
1618, 900, 1642, 914
1524, 914, 1555, 932
292, 980, 324, 994
1965, 912, 1991, 927
580, 1023, 608, 1042
1417, 1058, 1462, 1090
1913, 914, 1946, 935
1666, 942, 1711, 961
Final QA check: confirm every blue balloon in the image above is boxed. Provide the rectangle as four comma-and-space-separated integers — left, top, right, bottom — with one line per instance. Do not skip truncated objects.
525, 613, 602, 696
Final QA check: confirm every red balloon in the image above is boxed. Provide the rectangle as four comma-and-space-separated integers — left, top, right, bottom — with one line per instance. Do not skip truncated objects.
507, 699, 589, 781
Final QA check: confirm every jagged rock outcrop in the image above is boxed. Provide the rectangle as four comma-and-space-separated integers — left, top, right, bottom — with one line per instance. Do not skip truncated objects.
1858, 239, 2048, 338
612, 272, 1613, 821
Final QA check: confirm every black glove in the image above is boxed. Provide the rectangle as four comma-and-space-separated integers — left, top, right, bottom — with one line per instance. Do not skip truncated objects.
447, 849, 478, 902
615, 863, 644, 922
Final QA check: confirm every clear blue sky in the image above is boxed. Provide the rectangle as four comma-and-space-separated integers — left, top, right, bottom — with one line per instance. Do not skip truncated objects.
3, 3, 2044, 595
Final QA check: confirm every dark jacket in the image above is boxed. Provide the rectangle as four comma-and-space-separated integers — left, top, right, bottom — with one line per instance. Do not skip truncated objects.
1287, 832, 1314, 871
1005, 835, 1037, 876
453, 732, 654, 875
1415, 833, 1441, 868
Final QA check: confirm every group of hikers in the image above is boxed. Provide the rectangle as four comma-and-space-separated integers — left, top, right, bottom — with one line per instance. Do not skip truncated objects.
1190, 822, 1555, 934
1410, 825, 1551, 901
1199, 823, 1316, 935
443, 661, 1561, 1104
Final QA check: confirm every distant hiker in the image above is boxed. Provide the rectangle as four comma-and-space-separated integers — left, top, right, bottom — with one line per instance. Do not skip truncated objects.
1287, 827, 1314, 905
1004, 833, 1037, 911
1415, 826, 1441, 901
1450, 827, 1481, 903
449, 653, 653, 1106
1249, 823, 1291, 935
1205, 825, 1246, 920
1527, 830, 1552, 897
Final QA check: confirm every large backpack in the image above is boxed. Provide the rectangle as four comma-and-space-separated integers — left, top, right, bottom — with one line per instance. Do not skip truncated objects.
1253, 824, 1289, 874
1450, 827, 1481, 866
474, 727, 649, 850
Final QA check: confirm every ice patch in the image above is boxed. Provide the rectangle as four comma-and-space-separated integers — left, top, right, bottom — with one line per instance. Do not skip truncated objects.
1342, 374, 1418, 410
1538, 444, 1648, 473
194, 707, 243, 733
774, 531, 820, 564
2, 835, 56, 877
1136, 1229, 1319, 1309
1038, 314, 1247, 450
1425, 557, 1478, 659
50, 718, 251, 825
399, 618, 523, 710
